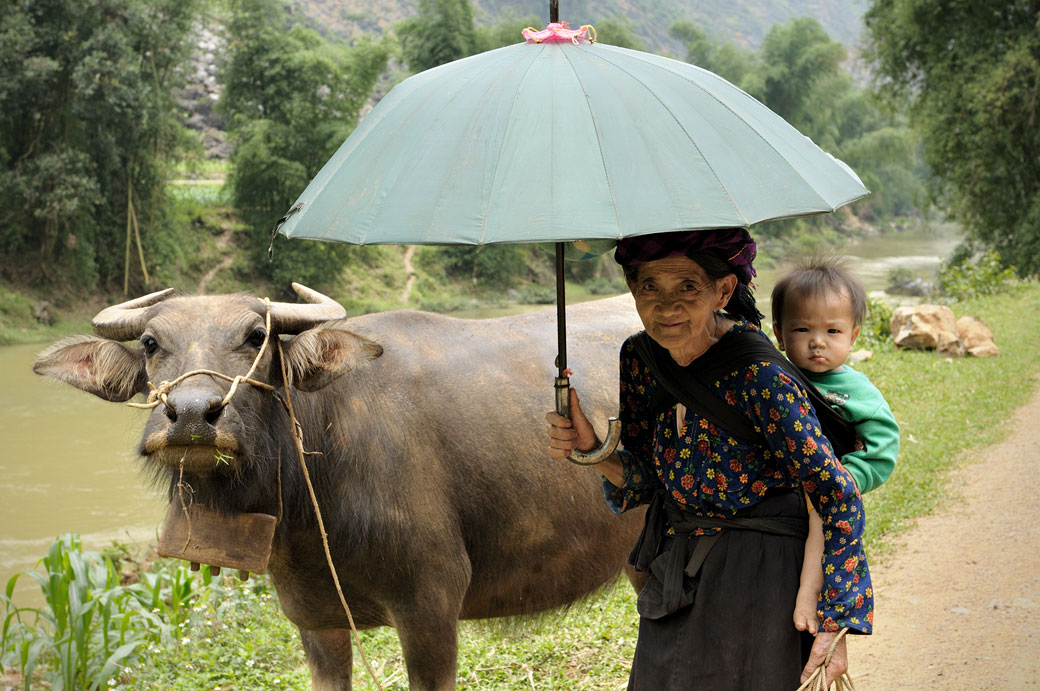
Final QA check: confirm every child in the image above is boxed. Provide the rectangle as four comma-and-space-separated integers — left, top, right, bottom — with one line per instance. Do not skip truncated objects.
771, 257, 900, 633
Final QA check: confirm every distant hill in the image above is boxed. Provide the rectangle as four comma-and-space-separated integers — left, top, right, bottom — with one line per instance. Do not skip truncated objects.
290, 0, 866, 54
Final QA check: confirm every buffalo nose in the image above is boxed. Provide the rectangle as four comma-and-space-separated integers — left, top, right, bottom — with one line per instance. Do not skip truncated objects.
163, 388, 225, 441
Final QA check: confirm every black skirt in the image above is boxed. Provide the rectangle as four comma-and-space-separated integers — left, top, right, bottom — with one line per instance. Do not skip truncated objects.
628, 491, 814, 690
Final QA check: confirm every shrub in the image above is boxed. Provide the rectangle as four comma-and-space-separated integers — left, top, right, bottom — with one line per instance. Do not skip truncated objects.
938, 250, 1017, 301
1, 536, 231, 691
1, 535, 156, 690
859, 295, 893, 347
585, 277, 628, 295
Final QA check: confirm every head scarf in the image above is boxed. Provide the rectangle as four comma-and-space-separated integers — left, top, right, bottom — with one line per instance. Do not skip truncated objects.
613, 228, 757, 284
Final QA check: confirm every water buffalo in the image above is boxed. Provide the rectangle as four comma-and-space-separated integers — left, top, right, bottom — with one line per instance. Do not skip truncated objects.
33, 285, 645, 690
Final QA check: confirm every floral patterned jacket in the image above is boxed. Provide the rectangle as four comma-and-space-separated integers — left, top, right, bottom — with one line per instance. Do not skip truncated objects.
604, 321, 873, 633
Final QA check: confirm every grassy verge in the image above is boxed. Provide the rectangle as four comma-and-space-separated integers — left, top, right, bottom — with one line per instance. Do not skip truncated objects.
0, 285, 93, 346
855, 280, 1040, 554
5, 282, 1039, 690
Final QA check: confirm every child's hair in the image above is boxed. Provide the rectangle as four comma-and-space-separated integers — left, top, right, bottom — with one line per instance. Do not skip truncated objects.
771, 256, 867, 327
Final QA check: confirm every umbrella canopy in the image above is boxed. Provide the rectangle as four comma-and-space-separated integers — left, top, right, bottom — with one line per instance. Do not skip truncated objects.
273, 24, 870, 464
277, 35, 867, 246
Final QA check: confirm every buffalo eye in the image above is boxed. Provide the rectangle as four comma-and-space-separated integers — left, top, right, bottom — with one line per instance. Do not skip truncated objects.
247, 327, 267, 349
140, 335, 158, 355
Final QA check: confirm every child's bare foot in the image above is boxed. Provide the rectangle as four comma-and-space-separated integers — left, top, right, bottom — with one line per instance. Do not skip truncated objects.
793, 589, 820, 634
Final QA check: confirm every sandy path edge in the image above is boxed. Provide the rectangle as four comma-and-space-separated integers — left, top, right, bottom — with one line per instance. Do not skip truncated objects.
851, 379, 1040, 689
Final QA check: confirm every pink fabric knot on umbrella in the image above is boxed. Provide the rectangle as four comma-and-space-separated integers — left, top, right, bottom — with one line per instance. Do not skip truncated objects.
522, 22, 597, 44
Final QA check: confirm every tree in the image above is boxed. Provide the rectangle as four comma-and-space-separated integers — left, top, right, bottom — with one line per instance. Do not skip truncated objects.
668, 20, 755, 85
0, 0, 199, 291
473, 11, 541, 53
865, 0, 1040, 274
666, 17, 928, 235
593, 17, 647, 51
221, 0, 388, 292
396, 0, 477, 73
742, 18, 847, 130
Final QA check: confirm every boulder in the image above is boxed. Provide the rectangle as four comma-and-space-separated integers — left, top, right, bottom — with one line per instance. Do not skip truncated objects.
957, 315, 1000, 357
849, 349, 874, 364
968, 342, 1001, 357
957, 316, 995, 349
889, 277, 937, 297
891, 304, 959, 351
32, 301, 53, 326
937, 329, 966, 358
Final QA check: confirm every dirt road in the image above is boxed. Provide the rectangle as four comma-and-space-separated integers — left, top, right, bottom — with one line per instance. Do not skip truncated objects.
851, 382, 1040, 689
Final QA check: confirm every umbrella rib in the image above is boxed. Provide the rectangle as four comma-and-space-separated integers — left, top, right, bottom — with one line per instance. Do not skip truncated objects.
600, 48, 838, 215
561, 47, 624, 239
479, 48, 542, 244
584, 47, 751, 226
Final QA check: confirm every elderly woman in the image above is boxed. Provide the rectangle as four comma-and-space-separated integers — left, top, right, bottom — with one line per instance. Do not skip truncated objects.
547, 229, 872, 689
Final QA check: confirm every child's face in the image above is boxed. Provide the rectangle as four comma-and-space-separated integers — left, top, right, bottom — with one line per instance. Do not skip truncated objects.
773, 291, 861, 373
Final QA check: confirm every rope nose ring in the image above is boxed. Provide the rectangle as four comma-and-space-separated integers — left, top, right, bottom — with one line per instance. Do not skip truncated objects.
127, 299, 276, 412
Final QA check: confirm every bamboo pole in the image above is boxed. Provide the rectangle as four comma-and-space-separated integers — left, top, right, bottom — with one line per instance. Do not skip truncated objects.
124, 176, 133, 295
128, 185, 150, 285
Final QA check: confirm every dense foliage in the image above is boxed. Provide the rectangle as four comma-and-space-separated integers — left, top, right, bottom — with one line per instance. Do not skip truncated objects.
671, 16, 929, 230
864, 0, 1040, 276
0, 0, 200, 293
396, 0, 477, 72
939, 250, 1019, 301
221, 0, 389, 293
1, 535, 298, 690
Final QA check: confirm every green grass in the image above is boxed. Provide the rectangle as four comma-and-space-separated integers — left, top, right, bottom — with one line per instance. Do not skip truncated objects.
0, 285, 93, 346
855, 280, 1040, 553
122, 579, 640, 690
124, 582, 312, 691
5, 282, 1039, 690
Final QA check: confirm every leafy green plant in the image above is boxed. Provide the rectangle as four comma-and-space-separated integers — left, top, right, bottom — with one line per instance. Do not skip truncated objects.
514, 285, 555, 304
859, 295, 893, 347
0, 536, 261, 690
938, 250, 1017, 301
125, 577, 311, 691
128, 563, 201, 637
1, 535, 152, 690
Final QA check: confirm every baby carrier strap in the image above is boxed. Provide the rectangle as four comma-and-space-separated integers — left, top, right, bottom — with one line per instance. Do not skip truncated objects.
630, 328, 857, 458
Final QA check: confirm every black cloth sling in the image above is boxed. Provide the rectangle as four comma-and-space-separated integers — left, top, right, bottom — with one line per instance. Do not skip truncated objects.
626, 326, 858, 616
630, 327, 857, 458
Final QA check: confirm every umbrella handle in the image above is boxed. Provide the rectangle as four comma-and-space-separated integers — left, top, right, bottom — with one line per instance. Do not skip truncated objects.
555, 377, 622, 466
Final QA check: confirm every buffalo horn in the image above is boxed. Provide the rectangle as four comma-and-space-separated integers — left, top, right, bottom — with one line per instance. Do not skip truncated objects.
92, 288, 177, 341
268, 282, 347, 333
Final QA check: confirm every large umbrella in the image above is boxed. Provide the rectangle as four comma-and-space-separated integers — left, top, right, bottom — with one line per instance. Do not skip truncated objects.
274, 3, 868, 462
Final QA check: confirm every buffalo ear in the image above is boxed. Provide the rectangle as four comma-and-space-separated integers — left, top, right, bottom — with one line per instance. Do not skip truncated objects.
33, 335, 147, 402
282, 325, 383, 392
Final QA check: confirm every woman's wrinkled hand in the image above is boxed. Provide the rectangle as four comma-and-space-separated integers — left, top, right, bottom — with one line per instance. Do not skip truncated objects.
800, 629, 848, 687
545, 388, 597, 458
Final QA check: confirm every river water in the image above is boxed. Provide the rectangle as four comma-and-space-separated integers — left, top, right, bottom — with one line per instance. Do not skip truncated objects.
0, 223, 960, 600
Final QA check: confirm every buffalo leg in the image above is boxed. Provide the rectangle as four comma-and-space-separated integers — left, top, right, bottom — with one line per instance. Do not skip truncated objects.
300, 627, 353, 691
395, 613, 460, 691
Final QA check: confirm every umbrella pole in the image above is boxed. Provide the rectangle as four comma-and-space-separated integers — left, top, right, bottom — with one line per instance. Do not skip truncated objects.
548, 6, 565, 419
554, 242, 570, 419
553, 243, 623, 467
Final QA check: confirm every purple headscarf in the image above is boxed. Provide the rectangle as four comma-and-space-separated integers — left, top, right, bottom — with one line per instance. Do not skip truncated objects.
613, 228, 757, 284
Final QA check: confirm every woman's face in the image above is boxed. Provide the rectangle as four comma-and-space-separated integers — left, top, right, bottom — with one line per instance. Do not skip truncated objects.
629, 256, 736, 363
